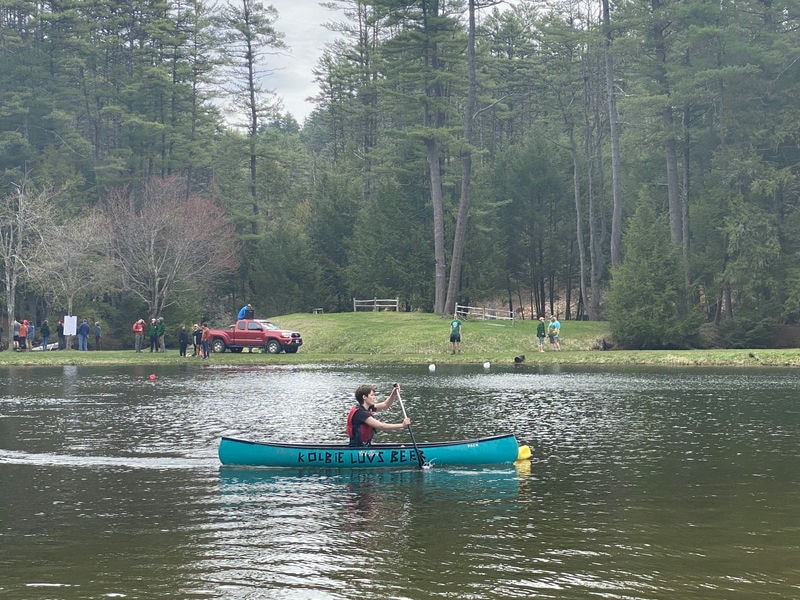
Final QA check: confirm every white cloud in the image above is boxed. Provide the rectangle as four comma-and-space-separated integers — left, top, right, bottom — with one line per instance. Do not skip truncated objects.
265, 0, 342, 123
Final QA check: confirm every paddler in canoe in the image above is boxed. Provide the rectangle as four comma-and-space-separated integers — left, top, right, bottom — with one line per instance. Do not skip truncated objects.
347, 384, 411, 447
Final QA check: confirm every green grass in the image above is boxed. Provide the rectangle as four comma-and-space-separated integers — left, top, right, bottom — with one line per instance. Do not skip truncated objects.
277, 311, 609, 355
3, 312, 800, 367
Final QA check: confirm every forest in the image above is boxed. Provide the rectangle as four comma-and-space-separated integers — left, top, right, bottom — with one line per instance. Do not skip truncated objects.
1, 0, 799, 350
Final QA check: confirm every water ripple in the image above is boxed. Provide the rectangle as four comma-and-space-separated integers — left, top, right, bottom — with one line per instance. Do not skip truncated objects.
3, 365, 800, 599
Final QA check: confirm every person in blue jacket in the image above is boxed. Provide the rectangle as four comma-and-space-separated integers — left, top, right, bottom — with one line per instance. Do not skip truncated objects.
237, 304, 253, 320
547, 315, 561, 351
77, 319, 90, 351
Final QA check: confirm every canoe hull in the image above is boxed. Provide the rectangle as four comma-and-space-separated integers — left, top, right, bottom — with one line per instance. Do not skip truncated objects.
218, 434, 520, 468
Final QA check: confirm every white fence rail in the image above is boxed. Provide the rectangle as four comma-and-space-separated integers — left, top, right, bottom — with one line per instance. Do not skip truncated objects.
455, 303, 515, 324
353, 297, 400, 312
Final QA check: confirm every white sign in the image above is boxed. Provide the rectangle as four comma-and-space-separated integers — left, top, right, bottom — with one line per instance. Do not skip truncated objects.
64, 315, 77, 336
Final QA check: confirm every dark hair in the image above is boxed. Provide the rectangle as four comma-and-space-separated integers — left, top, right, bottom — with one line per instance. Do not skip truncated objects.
355, 384, 376, 405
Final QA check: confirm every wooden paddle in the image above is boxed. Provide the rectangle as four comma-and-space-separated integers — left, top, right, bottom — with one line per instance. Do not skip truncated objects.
394, 384, 426, 469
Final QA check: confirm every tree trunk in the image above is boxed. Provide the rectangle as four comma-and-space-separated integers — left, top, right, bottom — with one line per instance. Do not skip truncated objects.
444, 0, 477, 316
427, 137, 447, 314
602, 0, 624, 269
247, 31, 259, 233
1, 184, 50, 349
664, 126, 682, 246
651, 0, 682, 247
568, 123, 590, 321
583, 73, 603, 322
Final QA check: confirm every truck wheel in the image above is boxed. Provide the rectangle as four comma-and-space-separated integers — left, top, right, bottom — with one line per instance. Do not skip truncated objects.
266, 339, 282, 354
212, 338, 226, 353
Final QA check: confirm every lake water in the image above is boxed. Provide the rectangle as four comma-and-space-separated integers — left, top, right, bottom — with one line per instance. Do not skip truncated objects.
1, 363, 799, 599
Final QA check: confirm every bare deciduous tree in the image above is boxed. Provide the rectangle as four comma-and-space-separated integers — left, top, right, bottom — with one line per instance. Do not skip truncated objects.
0, 179, 52, 348
28, 211, 114, 349
102, 176, 240, 317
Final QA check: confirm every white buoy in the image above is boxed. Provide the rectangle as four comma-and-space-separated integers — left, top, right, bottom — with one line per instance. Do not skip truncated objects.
428, 363, 436, 372
483, 361, 491, 370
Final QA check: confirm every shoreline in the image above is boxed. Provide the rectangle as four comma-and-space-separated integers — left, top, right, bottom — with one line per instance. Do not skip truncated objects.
2, 348, 800, 368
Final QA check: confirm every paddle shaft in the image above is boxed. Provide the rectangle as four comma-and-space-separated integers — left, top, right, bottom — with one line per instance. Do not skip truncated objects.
394, 385, 425, 468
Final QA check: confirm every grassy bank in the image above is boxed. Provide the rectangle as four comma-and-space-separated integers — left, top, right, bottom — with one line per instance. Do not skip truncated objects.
2, 311, 800, 367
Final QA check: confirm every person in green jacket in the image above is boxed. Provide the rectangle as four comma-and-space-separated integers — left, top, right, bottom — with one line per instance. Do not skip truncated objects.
155, 317, 166, 352
536, 316, 546, 352
148, 318, 158, 352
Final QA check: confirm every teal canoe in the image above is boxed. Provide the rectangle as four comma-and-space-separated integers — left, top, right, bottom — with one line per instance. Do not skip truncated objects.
218, 433, 523, 469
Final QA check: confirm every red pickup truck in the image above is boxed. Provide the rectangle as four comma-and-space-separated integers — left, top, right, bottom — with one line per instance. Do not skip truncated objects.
208, 319, 303, 354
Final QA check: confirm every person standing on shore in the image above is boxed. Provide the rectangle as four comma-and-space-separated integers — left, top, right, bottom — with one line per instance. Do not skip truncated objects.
56, 320, 65, 350
200, 323, 211, 358
192, 324, 202, 356
536, 316, 546, 352
12, 319, 20, 350
132, 319, 145, 352
18, 320, 28, 351
94, 322, 102, 350
178, 324, 189, 357
40, 320, 51, 350
547, 315, 561, 351
148, 318, 158, 352
156, 317, 166, 352
449, 314, 462, 355
77, 319, 90, 351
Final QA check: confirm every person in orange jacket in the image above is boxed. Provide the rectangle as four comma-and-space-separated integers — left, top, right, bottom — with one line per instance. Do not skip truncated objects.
132, 319, 145, 352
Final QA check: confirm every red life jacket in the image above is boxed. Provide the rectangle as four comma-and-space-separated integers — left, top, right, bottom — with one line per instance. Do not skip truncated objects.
347, 405, 375, 446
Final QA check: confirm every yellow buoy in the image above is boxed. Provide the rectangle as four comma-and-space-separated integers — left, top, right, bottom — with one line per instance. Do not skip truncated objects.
516, 444, 532, 461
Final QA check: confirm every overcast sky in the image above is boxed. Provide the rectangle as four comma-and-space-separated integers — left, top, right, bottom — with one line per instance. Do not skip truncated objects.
266, 0, 342, 124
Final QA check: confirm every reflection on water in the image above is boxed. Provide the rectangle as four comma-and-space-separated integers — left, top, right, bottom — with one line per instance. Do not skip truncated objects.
211, 466, 525, 598
1, 364, 800, 599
